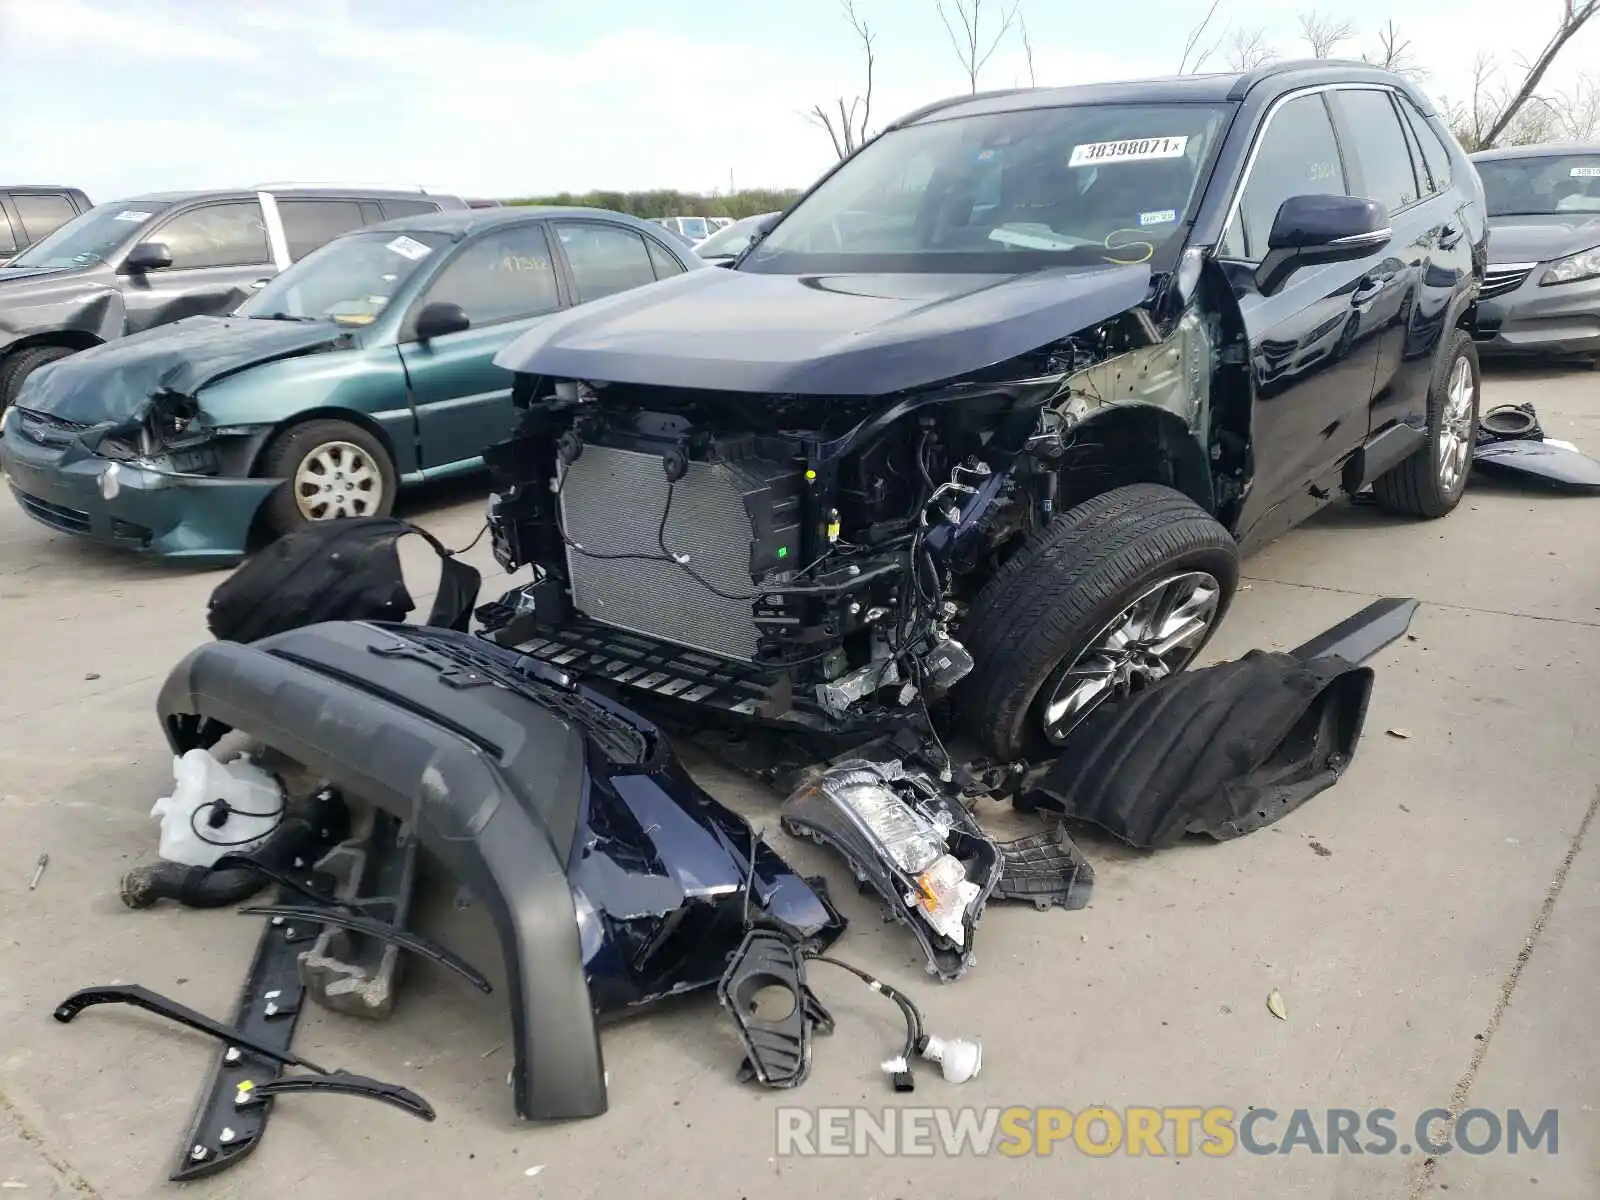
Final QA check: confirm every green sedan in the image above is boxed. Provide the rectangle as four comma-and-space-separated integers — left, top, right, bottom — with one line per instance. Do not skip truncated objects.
0, 206, 706, 563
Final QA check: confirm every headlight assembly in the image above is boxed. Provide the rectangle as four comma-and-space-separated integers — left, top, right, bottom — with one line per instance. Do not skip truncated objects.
1539, 245, 1600, 286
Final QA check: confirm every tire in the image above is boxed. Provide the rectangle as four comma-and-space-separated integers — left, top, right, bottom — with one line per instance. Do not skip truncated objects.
954, 483, 1239, 761
0, 345, 75, 414
259, 419, 396, 536
1370, 329, 1479, 519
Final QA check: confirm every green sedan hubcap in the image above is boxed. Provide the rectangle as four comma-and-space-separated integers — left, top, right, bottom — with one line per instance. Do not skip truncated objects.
294, 441, 382, 521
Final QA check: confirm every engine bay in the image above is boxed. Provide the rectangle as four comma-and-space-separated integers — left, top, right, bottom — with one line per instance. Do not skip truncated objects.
480, 303, 1232, 749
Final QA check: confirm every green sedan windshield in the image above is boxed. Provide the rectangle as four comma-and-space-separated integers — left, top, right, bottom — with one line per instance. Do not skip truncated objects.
239, 228, 452, 325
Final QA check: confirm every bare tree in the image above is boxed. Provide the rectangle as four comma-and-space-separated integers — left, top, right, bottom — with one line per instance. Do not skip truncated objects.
1178, 0, 1226, 74
805, 1, 876, 160
1478, 1, 1599, 147
1444, 3, 1600, 150
1019, 15, 1037, 87
1546, 72, 1600, 140
1298, 9, 1356, 58
1224, 25, 1277, 71
1362, 19, 1422, 77
937, 0, 1022, 93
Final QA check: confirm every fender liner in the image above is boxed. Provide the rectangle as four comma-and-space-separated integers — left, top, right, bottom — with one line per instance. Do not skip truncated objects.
156, 626, 607, 1121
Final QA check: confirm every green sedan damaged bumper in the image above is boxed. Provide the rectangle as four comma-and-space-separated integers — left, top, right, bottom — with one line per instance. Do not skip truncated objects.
1, 426, 276, 564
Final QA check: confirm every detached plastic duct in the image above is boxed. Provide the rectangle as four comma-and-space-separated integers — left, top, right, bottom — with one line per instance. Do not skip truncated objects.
782, 759, 1001, 981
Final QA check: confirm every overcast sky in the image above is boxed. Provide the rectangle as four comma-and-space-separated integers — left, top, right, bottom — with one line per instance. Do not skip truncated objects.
2, 0, 1596, 202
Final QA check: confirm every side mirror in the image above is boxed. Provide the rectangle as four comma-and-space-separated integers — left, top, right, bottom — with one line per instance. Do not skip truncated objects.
248, 278, 270, 291
121, 242, 173, 274
757, 214, 781, 235
414, 300, 471, 341
1256, 195, 1390, 295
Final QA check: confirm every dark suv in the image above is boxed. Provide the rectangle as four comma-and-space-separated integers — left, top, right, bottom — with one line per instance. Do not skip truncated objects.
0, 187, 93, 265
0, 185, 467, 412
480, 62, 1487, 763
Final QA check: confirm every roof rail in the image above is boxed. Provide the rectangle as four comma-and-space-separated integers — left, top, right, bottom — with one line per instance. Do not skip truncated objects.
884, 87, 1034, 130
252, 181, 433, 194
1226, 58, 1378, 100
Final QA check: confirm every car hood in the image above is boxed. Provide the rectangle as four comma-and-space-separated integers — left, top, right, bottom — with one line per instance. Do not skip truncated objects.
1486, 216, 1600, 263
17, 315, 352, 426
493, 263, 1154, 395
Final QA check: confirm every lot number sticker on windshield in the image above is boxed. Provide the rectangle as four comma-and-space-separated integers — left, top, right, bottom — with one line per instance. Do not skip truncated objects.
1572, 166, 1600, 177
115, 210, 153, 222
1070, 136, 1189, 167
385, 235, 432, 261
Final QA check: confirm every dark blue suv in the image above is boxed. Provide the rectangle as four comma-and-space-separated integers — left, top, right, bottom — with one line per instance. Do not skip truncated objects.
480, 61, 1488, 761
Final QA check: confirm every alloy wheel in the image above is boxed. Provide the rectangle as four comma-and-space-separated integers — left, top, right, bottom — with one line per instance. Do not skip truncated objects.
1039, 570, 1222, 745
1437, 355, 1476, 494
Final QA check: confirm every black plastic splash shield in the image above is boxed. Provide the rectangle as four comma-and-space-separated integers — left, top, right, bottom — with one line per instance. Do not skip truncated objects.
1473, 438, 1600, 493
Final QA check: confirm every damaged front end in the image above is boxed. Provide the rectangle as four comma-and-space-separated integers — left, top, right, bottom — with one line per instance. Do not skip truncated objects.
477, 264, 1243, 749
155, 619, 845, 1121
1, 317, 350, 559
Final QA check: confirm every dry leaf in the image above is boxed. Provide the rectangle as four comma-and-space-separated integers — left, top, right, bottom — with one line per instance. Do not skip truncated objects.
1386, 728, 1412, 740
1266, 989, 1288, 1021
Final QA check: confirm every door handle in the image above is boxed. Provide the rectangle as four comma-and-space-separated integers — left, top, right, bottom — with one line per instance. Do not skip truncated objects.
1351, 274, 1388, 306
1439, 225, 1463, 250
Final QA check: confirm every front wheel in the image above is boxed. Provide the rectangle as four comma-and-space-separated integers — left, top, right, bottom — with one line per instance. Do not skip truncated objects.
954, 483, 1240, 761
259, 419, 396, 537
1370, 329, 1479, 519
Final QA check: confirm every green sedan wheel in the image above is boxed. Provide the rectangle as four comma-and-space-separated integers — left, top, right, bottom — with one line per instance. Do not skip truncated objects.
260, 418, 396, 536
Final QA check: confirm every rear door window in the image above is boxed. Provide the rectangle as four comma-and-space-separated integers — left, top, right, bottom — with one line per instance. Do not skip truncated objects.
1222, 94, 1350, 261
554, 222, 659, 301
381, 198, 443, 219
1332, 89, 1423, 215
13, 193, 78, 242
646, 238, 686, 279
278, 199, 367, 259
1398, 98, 1453, 192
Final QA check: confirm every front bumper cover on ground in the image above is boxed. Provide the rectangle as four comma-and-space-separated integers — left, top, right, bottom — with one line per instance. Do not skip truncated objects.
155, 620, 845, 1121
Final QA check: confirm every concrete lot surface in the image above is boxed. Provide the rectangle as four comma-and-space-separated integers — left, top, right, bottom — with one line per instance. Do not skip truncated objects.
1, 363, 1597, 1199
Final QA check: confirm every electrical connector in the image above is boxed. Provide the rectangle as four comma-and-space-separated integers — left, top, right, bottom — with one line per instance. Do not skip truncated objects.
880, 1056, 916, 1093
919, 1035, 982, 1084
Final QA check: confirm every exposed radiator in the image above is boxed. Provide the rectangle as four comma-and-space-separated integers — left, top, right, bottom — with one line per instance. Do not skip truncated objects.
559, 444, 781, 662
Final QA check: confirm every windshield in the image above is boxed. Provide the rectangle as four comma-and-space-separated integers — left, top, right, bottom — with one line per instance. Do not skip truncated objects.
745, 103, 1232, 274
6, 201, 167, 270
696, 213, 772, 258
1478, 153, 1600, 216
237, 228, 452, 325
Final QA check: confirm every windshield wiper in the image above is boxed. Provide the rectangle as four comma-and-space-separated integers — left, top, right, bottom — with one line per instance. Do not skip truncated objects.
255, 312, 318, 322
